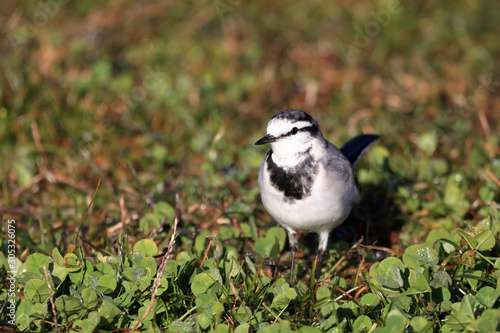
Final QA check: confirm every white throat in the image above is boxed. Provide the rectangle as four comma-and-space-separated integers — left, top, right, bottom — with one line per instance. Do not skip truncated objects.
270, 140, 315, 168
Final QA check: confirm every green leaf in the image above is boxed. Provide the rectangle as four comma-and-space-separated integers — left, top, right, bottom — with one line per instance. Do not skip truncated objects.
417, 131, 437, 155
138, 276, 153, 292
409, 316, 434, 333
81, 287, 99, 308
28, 303, 46, 331
457, 230, 478, 249
286, 286, 297, 300
74, 311, 101, 333
68, 260, 94, 287
139, 213, 160, 233
403, 244, 438, 268
63, 253, 82, 273
14, 299, 31, 331
154, 202, 175, 222
375, 257, 406, 290
468, 309, 500, 333
255, 227, 287, 259
51, 264, 68, 284
95, 261, 115, 276
466, 270, 483, 291
388, 293, 412, 311
426, 228, 449, 247
434, 287, 451, 304
235, 323, 251, 333
479, 186, 495, 202
257, 321, 291, 333
385, 309, 408, 333
240, 222, 257, 240
456, 294, 476, 322
468, 317, 498, 333
106, 255, 119, 271
392, 264, 404, 287
461, 250, 476, 266
475, 230, 495, 251
98, 299, 122, 321
360, 293, 380, 308
88, 274, 100, 293
140, 257, 158, 278
415, 272, 431, 292
137, 299, 164, 327
271, 294, 289, 309
341, 301, 362, 317
219, 226, 236, 242
169, 320, 197, 333
25, 253, 51, 277
195, 294, 213, 313
129, 251, 145, 267
439, 236, 460, 253
191, 273, 216, 296
163, 260, 178, 278
378, 257, 405, 276
52, 248, 65, 266
255, 237, 273, 258
368, 261, 397, 297
369, 146, 390, 169
97, 275, 117, 294
444, 173, 469, 217
194, 230, 212, 255
267, 227, 287, 253
176, 251, 193, 265
210, 301, 224, 317
55, 295, 85, 319
196, 313, 211, 330
353, 315, 372, 333
134, 239, 158, 257
316, 285, 331, 301
475, 286, 500, 308
430, 270, 452, 288
24, 279, 50, 303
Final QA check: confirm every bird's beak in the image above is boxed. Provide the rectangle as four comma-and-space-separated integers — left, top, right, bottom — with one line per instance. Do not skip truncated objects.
255, 134, 277, 145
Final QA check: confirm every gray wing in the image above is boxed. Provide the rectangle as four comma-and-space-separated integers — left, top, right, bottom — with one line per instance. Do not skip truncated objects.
322, 141, 359, 197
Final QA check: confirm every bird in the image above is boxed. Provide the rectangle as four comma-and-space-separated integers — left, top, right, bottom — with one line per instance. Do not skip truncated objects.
255, 109, 378, 283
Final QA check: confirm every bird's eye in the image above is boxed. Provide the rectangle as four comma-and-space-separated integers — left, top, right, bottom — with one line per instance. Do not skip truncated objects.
291, 127, 299, 135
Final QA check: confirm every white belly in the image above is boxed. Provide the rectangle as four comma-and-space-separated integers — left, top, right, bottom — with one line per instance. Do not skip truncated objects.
258, 161, 358, 234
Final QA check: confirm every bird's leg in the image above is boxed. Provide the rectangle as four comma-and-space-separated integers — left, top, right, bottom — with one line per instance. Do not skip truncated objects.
316, 231, 330, 281
286, 230, 298, 284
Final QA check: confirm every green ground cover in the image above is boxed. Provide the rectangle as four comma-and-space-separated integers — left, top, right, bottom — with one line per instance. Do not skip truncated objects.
1, 0, 500, 331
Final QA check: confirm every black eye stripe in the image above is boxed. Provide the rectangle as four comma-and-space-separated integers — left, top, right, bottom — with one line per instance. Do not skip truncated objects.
280, 125, 319, 138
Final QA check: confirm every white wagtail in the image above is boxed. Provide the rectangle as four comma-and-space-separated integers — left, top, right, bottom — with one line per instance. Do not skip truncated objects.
255, 109, 378, 282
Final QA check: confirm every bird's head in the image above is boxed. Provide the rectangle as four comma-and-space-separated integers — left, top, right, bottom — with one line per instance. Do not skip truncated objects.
255, 110, 323, 156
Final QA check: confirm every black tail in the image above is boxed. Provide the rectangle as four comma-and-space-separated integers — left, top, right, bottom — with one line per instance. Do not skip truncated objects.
340, 134, 379, 166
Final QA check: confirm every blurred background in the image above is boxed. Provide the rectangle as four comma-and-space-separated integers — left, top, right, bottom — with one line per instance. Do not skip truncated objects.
1, 0, 499, 254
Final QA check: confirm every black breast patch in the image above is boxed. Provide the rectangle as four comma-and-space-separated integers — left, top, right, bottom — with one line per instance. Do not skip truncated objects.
266, 149, 319, 203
